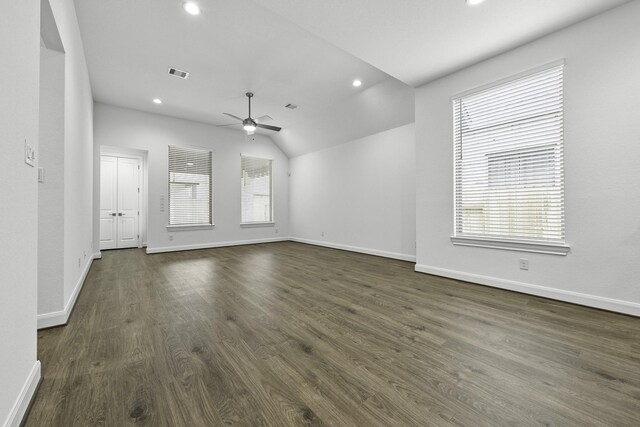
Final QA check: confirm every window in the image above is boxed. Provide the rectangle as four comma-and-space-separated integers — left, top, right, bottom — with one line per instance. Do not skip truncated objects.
452, 62, 568, 254
241, 156, 273, 224
168, 145, 212, 226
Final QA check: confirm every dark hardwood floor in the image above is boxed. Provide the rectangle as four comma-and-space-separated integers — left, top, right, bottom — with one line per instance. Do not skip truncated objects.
24, 242, 640, 426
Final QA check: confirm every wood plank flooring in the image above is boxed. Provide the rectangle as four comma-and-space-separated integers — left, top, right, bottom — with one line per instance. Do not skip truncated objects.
24, 242, 640, 426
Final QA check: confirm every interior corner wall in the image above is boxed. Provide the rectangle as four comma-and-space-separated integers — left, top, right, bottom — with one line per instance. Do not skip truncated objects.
0, 1, 40, 425
415, 1, 640, 315
38, 47, 66, 315
48, 0, 94, 314
289, 123, 416, 261
92, 103, 289, 253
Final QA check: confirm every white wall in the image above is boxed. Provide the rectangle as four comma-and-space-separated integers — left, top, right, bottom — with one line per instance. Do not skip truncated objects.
93, 103, 289, 253
0, 1, 41, 425
290, 123, 416, 261
50, 0, 94, 309
38, 47, 66, 315
415, 1, 640, 315
37, 0, 95, 328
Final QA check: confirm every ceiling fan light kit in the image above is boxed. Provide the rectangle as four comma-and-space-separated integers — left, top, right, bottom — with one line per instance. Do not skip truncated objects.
243, 121, 256, 133
218, 92, 282, 135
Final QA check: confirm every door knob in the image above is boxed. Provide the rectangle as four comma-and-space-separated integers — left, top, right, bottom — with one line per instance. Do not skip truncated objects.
118, 213, 124, 216
110, 213, 117, 216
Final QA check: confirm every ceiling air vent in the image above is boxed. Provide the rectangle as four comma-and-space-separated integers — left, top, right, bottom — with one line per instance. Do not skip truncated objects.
285, 103, 298, 109
168, 67, 189, 79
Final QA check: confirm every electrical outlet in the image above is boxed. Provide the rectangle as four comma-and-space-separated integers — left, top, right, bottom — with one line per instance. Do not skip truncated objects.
275, 228, 279, 234
78, 258, 81, 268
169, 235, 174, 241
519, 258, 529, 270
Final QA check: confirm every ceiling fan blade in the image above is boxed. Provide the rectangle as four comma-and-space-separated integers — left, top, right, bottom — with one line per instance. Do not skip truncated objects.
256, 123, 282, 132
255, 115, 272, 122
216, 123, 241, 127
223, 112, 243, 121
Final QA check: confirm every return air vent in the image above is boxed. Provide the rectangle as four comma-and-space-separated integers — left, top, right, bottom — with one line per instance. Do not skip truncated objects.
285, 103, 298, 109
168, 67, 189, 79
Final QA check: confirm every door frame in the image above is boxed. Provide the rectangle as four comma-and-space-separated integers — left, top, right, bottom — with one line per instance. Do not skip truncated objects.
99, 146, 147, 249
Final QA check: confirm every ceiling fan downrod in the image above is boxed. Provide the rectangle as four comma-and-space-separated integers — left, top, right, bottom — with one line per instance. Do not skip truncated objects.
246, 92, 253, 118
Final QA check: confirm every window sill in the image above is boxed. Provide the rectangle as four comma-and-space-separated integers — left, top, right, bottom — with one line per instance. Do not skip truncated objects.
450, 236, 570, 256
166, 224, 214, 231
240, 222, 275, 228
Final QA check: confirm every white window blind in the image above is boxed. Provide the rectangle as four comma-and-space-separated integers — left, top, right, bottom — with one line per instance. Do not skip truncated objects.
168, 145, 212, 225
241, 156, 273, 223
453, 64, 565, 243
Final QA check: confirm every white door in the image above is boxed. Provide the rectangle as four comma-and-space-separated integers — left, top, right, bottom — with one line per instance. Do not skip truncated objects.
100, 155, 140, 250
99, 156, 118, 250
116, 157, 140, 248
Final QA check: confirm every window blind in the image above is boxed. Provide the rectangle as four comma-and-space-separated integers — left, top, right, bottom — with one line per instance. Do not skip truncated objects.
453, 64, 565, 242
241, 156, 273, 223
168, 145, 212, 225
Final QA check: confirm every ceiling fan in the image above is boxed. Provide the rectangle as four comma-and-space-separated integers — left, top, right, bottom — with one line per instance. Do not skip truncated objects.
217, 92, 282, 135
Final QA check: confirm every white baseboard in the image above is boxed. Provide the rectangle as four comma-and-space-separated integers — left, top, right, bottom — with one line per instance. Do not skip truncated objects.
3, 360, 41, 427
93, 252, 101, 260
415, 264, 640, 317
37, 256, 94, 329
291, 237, 416, 262
146, 237, 290, 254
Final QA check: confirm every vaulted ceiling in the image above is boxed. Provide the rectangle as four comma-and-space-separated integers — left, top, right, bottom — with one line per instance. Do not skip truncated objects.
74, 0, 630, 157
254, 0, 631, 87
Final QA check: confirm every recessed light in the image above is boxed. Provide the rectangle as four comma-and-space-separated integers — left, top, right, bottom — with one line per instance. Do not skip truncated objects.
153, 98, 162, 104
466, 0, 485, 5
186, 162, 194, 166
352, 79, 362, 87
183, 2, 200, 15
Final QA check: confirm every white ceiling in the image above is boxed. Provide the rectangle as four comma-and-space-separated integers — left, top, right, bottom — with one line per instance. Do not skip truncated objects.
73, 0, 413, 157
74, 0, 629, 157
253, 0, 631, 87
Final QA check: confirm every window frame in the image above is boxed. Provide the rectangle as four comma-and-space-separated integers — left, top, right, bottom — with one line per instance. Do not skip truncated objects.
166, 144, 214, 231
240, 154, 274, 227
450, 60, 570, 256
